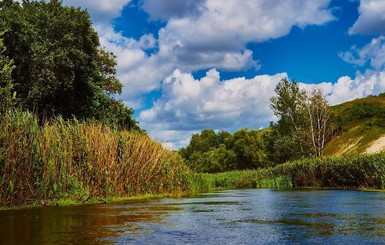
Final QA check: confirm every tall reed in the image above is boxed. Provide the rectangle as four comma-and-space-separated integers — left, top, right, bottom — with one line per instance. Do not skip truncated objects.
195, 153, 385, 191
0, 110, 191, 206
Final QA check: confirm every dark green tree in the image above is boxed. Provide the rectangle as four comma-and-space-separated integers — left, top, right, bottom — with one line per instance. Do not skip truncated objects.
0, 31, 15, 113
179, 129, 230, 159
0, 0, 139, 130
226, 129, 268, 169
179, 129, 235, 172
269, 79, 310, 162
180, 128, 268, 172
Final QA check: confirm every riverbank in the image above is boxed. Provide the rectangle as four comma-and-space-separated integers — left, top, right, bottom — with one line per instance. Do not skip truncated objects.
198, 153, 385, 190
0, 110, 193, 207
0, 193, 179, 211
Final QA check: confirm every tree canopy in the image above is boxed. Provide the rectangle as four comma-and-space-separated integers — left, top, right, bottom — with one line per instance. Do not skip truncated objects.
179, 129, 268, 173
268, 79, 334, 163
0, 31, 15, 112
0, 0, 139, 130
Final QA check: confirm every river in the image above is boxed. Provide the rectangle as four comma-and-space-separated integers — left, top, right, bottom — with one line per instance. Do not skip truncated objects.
1, 189, 385, 244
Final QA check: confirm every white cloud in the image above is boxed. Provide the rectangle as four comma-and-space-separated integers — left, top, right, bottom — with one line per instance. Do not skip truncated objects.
139, 69, 287, 148
324, 70, 385, 105
62, 0, 336, 109
349, 0, 385, 35
339, 35, 385, 70
335, 35, 385, 105
155, 0, 335, 71
61, 0, 336, 111
60, 0, 347, 148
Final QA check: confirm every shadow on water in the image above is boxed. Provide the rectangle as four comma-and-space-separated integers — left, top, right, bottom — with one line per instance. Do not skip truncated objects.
0, 200, 178, 244
2, 189, 385, 244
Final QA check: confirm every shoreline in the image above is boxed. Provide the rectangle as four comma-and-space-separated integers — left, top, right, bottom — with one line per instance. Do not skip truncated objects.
2, 186, 385, 211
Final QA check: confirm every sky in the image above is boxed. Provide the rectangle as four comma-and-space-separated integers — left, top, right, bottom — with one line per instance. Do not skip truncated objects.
61, 0, 385, 149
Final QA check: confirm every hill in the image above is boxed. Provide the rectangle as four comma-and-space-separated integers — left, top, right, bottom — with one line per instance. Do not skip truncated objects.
324, 95, 385, 156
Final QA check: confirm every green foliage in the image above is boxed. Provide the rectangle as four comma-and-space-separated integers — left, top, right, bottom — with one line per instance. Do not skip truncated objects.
269, 79, 311, 162
226, 129, 268, 169
0, 0, 139, 130
180, 128, 269, 173
194, 153, 385, 191
268, 79, 334, 163
337, 101, 385, 126
188, 145, 236, 173
0, 31, 15, 113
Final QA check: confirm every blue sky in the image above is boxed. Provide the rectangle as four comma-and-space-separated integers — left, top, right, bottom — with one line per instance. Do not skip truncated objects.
63, 0, 385, 148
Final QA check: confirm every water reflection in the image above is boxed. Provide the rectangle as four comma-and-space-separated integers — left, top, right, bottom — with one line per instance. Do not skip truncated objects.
1, 189, 385, 244
0, 200, 175, 244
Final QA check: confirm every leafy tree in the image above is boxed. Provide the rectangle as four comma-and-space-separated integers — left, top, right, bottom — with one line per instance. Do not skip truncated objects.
0, 0, 139, 130
269, 79, 311, 162
226, 129, 268, 169
180, 129, 268, 172
305, 89, 334, 157
179, 129, 230, 159
188, 145, 236, 173
0, 31, 15, 113
179, 129, 235, 172
268, 79, 334, 163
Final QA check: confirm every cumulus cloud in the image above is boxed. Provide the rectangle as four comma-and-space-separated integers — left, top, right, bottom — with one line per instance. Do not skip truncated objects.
139, 69, 287, 148
60, 0, 335, 110
339, 35, 385, 70
155, 0, 335, 70
320, 71, 385, 105
349, 0, 385, 35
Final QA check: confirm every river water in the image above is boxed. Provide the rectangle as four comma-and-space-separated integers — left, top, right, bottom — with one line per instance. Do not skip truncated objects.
1, 189, 385, 244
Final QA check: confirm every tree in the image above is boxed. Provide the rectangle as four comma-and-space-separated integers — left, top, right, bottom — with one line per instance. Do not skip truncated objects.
226, 129, 268, 169
0, 31, 15, 113
305, 89, 333, 157
179, 129, 236, 172
180, 128, 268, 172
269, 79, 333, 163
188, 145, 236, 173
270, 79, 311, 162
0, 0, 139, 130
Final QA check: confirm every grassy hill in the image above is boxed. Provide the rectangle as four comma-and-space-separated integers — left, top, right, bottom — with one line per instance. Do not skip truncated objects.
324, 95, 385, 156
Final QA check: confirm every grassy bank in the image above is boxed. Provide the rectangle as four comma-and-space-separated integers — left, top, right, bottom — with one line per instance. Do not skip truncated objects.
198, 153, 385, 190
0, 110, 192, 207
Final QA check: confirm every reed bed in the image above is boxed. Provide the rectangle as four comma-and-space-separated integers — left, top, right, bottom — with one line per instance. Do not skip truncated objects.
0, 110, 191, 206
197, 153, 385, 190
